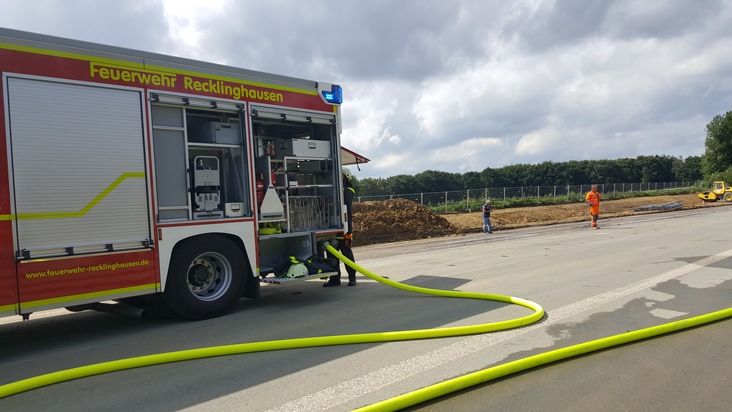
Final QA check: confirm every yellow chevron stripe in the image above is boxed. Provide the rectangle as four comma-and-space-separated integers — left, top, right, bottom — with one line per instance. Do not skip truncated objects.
0, 172, 144, 221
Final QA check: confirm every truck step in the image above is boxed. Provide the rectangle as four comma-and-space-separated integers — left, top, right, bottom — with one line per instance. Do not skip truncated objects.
259, 271, 338, 285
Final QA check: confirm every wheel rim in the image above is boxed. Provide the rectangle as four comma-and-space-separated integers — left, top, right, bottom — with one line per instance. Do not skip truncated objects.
186, 252, 233, 302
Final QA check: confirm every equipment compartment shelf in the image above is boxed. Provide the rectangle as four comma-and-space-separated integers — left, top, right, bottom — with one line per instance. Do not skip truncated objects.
259, 231, 312, 239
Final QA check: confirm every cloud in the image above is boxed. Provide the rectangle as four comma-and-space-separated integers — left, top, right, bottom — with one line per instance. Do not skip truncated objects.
427, 137, 505, 173
1, 0, 168, 51
341, 82, 403, 153
2, 0, 730, 179
412, 54, 554, 139
159, 0, 231, 59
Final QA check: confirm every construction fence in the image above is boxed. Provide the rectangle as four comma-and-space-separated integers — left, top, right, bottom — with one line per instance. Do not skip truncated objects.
356, 182, 695, 207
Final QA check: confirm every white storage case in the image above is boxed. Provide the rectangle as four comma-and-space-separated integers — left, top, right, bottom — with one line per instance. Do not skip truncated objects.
196, 122, 241, 144
279, 139, 331, 158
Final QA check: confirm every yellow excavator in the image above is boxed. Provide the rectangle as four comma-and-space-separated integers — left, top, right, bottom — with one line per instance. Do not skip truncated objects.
698, 181, 732, 202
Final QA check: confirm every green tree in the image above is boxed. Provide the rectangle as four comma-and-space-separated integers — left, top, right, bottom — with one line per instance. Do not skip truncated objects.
480, 167, 503, 188
385, 174, 419, 194
591, 160, 624, 183
556, 160, 590, 185
500, 163, 532, 186
414, 170, 462, 192
702, 111, 732, 176
357, 177, 388, 196
672, 156, 702, 182
702, 166, 732, 186
615, 157, 642, 182
637, 155, 674, 182
460, 171, 483, 189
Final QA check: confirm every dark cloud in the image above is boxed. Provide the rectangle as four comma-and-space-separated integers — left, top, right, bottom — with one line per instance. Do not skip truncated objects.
1, 0, 730, 178
603, 0, 727, 41
196, 1, 503, 82
2, 0, 167, 51
503, 0, 728, 52
502, 0, 613, 52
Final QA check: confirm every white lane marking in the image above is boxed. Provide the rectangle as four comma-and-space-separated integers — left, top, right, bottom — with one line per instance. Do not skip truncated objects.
194, 248, 732, 412
650, 308, 688, 319
679, 266, 732, 288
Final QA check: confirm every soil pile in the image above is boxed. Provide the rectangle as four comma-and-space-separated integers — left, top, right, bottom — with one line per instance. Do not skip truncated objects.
351, 194, 725, 246
352, 198, 456, 245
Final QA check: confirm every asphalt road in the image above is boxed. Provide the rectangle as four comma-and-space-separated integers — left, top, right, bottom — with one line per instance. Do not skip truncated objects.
1, 206, 730, 411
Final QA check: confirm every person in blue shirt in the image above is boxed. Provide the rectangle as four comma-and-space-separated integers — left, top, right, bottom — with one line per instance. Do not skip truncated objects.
482, 200, 493, 233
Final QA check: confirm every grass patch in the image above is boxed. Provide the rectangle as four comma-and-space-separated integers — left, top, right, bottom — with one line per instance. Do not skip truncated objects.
430, 187, 703, 214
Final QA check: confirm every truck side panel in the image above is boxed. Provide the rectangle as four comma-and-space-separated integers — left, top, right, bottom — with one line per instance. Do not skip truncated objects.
7, 77, 151, 256
0, 76, 18, 317
4, 76, 158, 313
17, 250, 157, 313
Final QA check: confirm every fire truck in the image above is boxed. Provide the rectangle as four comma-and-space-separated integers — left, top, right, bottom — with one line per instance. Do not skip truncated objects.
0, 28, 362, 320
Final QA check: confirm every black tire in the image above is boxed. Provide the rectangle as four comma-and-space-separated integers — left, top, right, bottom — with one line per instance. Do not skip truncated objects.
162, 236, 245, 320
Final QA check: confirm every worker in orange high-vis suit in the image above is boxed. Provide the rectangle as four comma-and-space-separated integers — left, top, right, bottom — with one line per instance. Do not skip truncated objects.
585, 184, 602, 229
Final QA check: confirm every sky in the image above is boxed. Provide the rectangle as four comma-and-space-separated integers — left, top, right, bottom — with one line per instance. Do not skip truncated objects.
2, 0, 731, 179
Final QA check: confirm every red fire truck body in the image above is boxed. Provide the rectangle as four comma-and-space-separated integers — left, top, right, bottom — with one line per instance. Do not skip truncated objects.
0, 28, 348, 320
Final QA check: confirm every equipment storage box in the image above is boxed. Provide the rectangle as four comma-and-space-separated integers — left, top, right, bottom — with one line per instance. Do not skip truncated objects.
279, 139, 331, 158
195, 122, 241, 144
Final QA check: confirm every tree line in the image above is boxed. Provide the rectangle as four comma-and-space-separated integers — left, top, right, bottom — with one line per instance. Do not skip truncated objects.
355, 155, 702, 197
353, 110, 732, 197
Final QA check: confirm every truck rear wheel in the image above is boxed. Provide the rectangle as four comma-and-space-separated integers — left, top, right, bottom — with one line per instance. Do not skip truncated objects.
162, 236, 245, 320
724, 193, 732, 202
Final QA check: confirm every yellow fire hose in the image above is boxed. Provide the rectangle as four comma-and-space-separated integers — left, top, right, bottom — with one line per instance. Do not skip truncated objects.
0, 244, 543, 399
0, 243, 729, 412
357, 306, 732, 411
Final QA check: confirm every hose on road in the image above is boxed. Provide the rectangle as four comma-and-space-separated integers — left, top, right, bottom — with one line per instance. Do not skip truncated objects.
0, 243, 544, 399
1, 243, 730, 412
357, 306, 732, 411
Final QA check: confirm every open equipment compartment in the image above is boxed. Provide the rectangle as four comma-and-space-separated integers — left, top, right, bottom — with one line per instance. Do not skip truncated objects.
251, 106, 343, 279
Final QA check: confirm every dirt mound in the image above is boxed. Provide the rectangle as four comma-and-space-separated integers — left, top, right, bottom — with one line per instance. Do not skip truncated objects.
352, 198, 456, 245
351, 194, 726, 246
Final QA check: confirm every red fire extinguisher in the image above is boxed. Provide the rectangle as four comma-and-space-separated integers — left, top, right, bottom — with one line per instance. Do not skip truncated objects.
256, 173, 265, 206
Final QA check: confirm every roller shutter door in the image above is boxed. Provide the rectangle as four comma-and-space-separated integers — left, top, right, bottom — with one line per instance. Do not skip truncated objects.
7, 77, 151, 258
250, 104, 335, 124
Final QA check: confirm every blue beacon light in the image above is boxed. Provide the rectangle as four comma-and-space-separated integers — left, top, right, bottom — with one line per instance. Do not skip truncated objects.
321, 85, 343, 104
